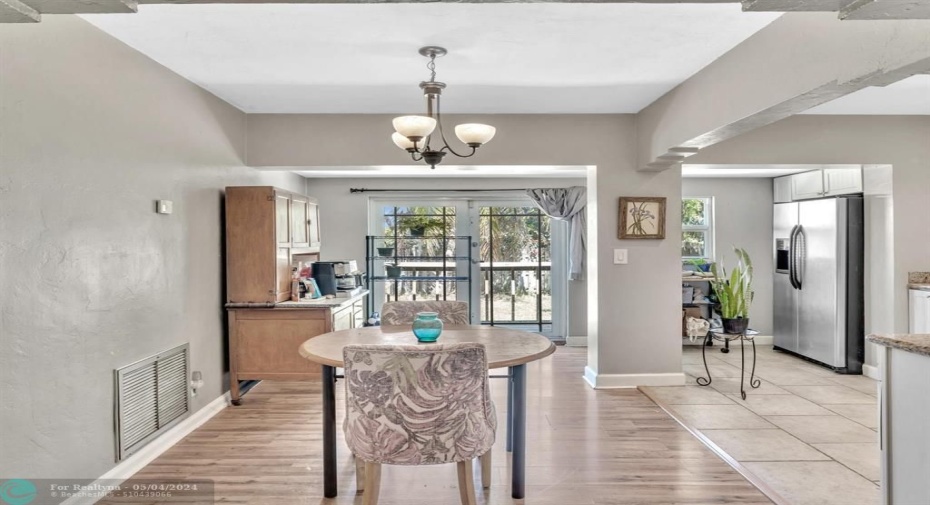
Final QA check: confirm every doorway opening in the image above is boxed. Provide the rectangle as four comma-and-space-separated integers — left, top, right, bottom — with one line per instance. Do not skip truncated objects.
369, 197, 568, 339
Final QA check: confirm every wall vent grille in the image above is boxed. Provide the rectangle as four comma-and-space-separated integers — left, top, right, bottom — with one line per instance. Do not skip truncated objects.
114, 344, 190, 461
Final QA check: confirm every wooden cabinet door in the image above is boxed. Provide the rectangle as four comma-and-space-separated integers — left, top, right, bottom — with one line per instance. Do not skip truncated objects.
291, 196, 310, 248
233, 310, 327, 378
275, 247, 292, 302
307, 201, 321, 251
275, 193, 291, 246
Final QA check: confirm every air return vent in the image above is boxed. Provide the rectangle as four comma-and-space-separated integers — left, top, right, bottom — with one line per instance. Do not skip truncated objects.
114, 344, 190, 461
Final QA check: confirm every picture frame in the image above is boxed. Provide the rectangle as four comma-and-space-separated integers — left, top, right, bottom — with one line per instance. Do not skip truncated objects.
618, 197, 666, 239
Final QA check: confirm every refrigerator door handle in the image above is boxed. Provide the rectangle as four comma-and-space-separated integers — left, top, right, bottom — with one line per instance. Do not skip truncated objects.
788, 225, 799, 290
793, 225, 807, 289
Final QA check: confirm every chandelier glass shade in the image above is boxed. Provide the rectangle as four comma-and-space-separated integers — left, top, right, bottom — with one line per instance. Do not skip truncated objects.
391, 46, 496, 169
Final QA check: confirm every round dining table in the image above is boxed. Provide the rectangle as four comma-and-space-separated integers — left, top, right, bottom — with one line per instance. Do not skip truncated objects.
299, 324, 556, 499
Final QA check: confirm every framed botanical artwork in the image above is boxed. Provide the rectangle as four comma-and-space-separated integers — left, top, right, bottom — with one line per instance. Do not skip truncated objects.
618, 197, 666, 239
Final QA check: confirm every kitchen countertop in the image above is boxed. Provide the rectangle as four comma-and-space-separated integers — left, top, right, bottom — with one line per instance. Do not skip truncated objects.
226, 290, 368, 309
867, 333, 930, 358
908, 272, 930, 291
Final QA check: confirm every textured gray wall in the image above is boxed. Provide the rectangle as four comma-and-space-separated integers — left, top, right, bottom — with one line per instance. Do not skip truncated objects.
303, 177, 588, 338
0, 17, 304, 478
247, 114, 685, 385
681, 178, 775, 335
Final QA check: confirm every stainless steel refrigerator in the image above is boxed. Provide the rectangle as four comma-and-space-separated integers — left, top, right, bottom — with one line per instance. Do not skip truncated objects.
773, 196, 864, 373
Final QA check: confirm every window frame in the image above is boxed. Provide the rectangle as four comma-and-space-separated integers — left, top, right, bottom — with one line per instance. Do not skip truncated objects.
681, 196, 715, 260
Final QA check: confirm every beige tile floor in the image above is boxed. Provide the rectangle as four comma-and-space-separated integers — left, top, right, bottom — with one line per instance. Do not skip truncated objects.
643, 345, 881, 505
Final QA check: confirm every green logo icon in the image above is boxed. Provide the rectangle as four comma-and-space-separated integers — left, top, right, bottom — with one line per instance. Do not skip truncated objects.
0, 480, 36, 505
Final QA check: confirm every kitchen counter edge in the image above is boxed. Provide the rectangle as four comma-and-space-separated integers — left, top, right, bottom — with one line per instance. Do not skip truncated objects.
867, 333, 930, 358
226, 290, 369, 309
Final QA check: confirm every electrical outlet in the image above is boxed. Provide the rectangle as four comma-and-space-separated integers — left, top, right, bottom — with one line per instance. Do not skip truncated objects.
613, 249, 628, 264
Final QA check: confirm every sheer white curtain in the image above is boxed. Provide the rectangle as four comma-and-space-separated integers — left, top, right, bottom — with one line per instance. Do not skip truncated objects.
526, 187, 586, 280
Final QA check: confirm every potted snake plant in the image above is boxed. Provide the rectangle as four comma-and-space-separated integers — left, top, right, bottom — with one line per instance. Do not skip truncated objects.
710, 247, 754, 334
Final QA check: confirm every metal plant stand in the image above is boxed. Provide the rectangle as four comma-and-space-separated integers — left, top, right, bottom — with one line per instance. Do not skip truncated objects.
695, 330, 761, 400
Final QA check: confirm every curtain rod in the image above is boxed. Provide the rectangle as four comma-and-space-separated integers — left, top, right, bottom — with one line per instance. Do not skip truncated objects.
350, 188, 528, 194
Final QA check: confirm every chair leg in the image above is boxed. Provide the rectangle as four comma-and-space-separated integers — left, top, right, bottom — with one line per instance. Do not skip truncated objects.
456, 460, 477, 505
480, 452, 492, 489
355, 455, 365, 493
363, 461, 381, 505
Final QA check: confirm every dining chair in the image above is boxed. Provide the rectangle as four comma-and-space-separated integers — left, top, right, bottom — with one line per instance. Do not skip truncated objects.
343, 343, 496, 505
378, 299, 486, 486
380, 300, 470, 326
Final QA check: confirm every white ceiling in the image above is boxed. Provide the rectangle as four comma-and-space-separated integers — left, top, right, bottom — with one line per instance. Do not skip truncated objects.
803, 74, 930, 115
82, 4, 779, 114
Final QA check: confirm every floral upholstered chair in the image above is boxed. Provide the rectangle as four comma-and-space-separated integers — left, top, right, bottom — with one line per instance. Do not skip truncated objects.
343, 343, 496, 505
380, 300, 470, 326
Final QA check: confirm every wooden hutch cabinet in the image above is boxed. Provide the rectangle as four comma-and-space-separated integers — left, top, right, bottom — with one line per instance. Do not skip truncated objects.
226, 186, 321, 303
224, 186, 366, 404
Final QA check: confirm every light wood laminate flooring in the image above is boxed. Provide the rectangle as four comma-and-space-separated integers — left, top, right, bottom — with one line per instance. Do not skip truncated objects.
104, 348, 771, 504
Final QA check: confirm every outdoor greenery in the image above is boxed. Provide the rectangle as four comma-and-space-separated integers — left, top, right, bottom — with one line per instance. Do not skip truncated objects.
682, 198, 708, 257
380, 205, 553, 324
710, 247, 754, 320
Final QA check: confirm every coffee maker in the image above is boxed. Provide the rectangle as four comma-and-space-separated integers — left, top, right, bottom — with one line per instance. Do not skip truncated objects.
312, 260, 362, 296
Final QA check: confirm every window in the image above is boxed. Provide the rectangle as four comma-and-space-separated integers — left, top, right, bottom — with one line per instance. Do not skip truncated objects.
682, 197, 714, 259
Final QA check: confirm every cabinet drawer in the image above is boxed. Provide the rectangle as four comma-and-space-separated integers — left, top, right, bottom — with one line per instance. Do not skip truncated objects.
230, 310, 327, 379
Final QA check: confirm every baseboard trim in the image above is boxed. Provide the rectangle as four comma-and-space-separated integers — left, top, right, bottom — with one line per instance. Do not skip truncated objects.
862, 363, 880, 380
566, 335, 587, 347
583, 367, 686, 389
62, 392, 231, 505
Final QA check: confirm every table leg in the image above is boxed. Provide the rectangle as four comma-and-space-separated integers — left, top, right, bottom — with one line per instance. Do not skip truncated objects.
739, 337, 747, 400
721, 338, 731, 353
510, 364, 526, 499
750, 338, 762, 389
506, 369, 514, 452
696, 333, 713, 386
322, 365, 337, 498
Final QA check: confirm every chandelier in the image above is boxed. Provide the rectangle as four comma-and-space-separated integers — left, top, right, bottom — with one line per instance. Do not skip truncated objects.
391, 46, 497, 169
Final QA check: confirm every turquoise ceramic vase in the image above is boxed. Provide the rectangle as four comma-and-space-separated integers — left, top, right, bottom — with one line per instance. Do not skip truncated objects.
412, 312, 443, 342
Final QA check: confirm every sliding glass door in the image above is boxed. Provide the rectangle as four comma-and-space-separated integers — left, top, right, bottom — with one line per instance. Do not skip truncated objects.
369, 197, 567, 339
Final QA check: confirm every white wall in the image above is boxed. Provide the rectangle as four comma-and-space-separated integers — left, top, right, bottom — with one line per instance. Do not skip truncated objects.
682, 178, 775, 335
303, 177, 588, 338
0, 17, 304, 478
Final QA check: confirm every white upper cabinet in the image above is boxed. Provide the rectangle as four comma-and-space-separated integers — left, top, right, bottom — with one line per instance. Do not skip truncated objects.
774, 176, 792, 203
824, 167, 863, 196
785, 167, 863, 201
791, 170, 825, 200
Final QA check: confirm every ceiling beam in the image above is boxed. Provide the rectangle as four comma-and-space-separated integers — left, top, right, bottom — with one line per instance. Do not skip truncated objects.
635, 12, 930, 171
0, 0, 39, 22
21, 1, 137, 13
742, 0, 838, 11
840, 0, 930, 19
